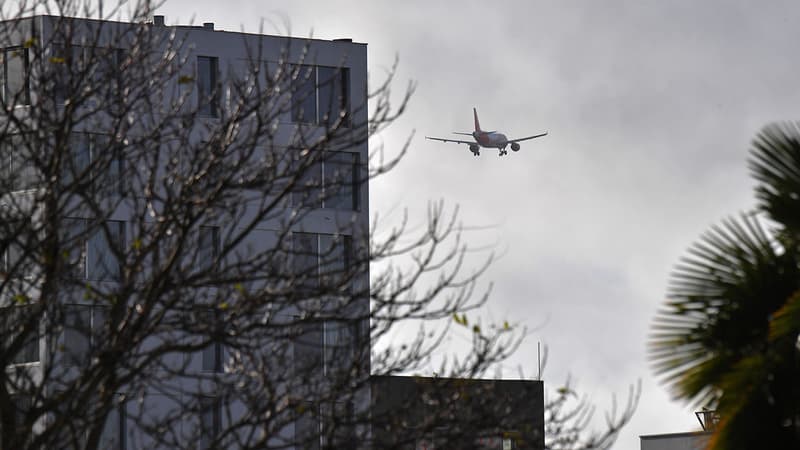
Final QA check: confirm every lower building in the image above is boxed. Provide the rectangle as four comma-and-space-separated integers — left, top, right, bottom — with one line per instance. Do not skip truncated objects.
371, 375, 545, 449
640, 431, 710, 450
640, 410, 716, 450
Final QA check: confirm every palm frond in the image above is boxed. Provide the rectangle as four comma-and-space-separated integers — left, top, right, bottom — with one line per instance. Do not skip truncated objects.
649, 213, 799, 407
750, 122, 800, 230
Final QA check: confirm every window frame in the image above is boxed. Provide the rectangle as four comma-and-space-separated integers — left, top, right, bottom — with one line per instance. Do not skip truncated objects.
63, 303, 109, 366
197, 225, 220, 272
197, 56, 219, 118
1, 134, 40, 192
0, 305, 40, 365
198, 396, 222, 449
10, 393, 32, 436
61, 218, 125, 282
62, 132, 125, 196
322, 320, 359, 377
292, 317, 360, 379
1, 46, 30, 106
1, 217, 35, 279
291, 232, 353, 293
200, 307, 225, 373
293, 400, 355, 450
99, 394, 127, 450
51, 44, 127, 105
291, 151, 360, 211
321, 151, 359, 211
290, 64, 350, 127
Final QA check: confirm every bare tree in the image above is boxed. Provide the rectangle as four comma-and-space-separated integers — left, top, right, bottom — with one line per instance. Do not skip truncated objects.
544, 378, 640, 450
0, 1, 527, 449
0, 2, 641, 450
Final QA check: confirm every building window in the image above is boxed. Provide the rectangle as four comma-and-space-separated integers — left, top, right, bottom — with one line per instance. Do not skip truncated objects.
52, 391, 125, 450
197, 225, 220, 271
88, 221, 124, 281
326, 401, 355, 448
1, 229, 22, 276
291, 232, 352, 293
291, 65, 350, 126
0, 305, 40, 364
293, 400, 352, 450
92, 47, 127, 94
319, 233, 353, 290
201, 308, 224, 373
292, 151, 360, 210
51, 43, 79, 103
63, 304, 108, 366
292, 232, 321, 292
199, 396, 221, 449
10, 394, 32, 436
293, 318, 359, 378
294, 400, 321, 450
197, 56, 219, 117
323, 320, 359, 376
323, 151, 359, 210
293, 319, 323, 376
292, 155, 322, 209
61, 219, 125, 281
62, 133, 124, 195
1, 219, 33, 279
0, 135, 39, 192
100, 395, 127, 450
51, 44, 126, 104
1, 47, 29, 106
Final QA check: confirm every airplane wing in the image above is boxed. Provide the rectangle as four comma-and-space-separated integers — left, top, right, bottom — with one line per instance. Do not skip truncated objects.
508, 132, 548, 143
425, 136, 475, 145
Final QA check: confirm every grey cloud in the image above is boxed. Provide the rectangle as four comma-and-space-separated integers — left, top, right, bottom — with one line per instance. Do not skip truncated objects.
156, 1, 800, 447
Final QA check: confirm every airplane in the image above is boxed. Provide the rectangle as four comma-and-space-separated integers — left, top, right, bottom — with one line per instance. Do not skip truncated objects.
425, 108, 547, 157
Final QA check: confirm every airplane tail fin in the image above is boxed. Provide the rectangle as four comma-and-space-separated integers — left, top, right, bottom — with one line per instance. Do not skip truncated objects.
473, 107, 481, 132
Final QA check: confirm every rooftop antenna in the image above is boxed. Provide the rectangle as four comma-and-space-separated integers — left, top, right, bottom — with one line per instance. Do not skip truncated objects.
537, 342, 542, 380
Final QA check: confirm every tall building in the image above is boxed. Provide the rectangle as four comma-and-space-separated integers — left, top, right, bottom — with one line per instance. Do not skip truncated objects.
0, 13, 369, 449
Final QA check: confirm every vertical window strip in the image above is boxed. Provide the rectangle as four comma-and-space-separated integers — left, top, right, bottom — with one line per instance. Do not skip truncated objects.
197, 56, 219, 117
2, 47, 29, 106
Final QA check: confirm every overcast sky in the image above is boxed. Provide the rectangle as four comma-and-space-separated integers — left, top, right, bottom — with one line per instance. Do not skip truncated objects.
155, 1, 800, 448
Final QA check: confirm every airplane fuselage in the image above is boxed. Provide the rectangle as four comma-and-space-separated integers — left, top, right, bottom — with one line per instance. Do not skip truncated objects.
474, 131, 510, 149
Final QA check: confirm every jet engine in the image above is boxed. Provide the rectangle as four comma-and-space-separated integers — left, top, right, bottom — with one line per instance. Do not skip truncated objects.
511, 142, 521, 152
469, 144, 480, 155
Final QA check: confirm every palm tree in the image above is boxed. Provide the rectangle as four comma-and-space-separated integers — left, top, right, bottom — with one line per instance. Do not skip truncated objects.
650, 122, 800, 449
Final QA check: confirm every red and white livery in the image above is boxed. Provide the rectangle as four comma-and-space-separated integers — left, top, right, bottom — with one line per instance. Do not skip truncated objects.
426, 108, 547, 157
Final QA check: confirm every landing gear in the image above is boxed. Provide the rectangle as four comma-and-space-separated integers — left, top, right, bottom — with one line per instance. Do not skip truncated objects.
499, 149, 508, 156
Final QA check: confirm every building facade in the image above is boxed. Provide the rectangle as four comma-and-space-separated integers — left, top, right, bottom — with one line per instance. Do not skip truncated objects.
0, 13, 369, 449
